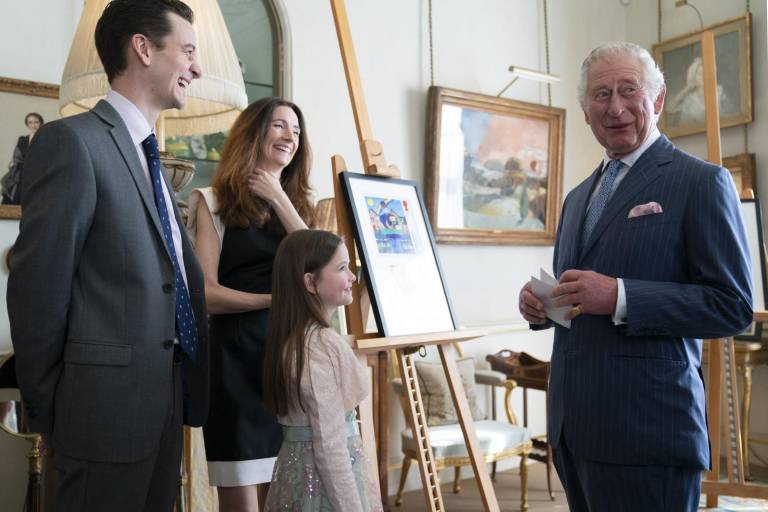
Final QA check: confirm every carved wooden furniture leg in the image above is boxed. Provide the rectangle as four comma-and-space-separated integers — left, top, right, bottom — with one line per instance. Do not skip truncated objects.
25, 433, 42, 512
546, 444, 554, 500
453, 466, 461, 494
740, 363, 753, 480
520, 452, 528, 511
395, 456, 412, 506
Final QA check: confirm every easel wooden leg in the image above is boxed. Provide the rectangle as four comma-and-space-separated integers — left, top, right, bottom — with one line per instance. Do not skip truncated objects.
438, 345, 501, 512
358, 353, 383, 503
705, 338, 723, 508
724, 338, 745, 484
397, 348, 445, 511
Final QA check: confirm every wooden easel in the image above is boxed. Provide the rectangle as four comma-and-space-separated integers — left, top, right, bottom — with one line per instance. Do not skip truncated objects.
699, 30, 768, 505
328, 1, 501, 510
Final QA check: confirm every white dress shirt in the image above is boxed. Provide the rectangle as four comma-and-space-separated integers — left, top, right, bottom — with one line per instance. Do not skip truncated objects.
105, 90, 189, 288
588, 127, 661, 325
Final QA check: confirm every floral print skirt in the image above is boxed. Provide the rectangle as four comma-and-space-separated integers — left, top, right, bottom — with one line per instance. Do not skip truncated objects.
263, 412, 383, 511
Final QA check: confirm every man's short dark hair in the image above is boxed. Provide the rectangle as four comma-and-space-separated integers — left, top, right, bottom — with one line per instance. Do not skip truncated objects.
95, 0, 194, 83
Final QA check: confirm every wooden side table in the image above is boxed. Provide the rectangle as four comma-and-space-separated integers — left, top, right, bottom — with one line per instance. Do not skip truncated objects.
702, 340, 766, 479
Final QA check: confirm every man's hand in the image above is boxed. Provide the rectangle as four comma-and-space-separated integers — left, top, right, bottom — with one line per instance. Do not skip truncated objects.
552, 270, 618, 319
519, 281, 547, 324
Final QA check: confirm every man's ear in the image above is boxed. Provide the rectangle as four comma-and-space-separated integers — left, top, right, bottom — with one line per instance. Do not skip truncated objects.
129, 34, 152, 67
654, 85, 666, 115
303, 273, 317, 295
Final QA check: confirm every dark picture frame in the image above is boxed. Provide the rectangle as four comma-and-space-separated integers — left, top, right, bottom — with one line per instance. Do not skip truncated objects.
736, 197, 767, 340
340, 171, 457, 336
424, 86, 565, 245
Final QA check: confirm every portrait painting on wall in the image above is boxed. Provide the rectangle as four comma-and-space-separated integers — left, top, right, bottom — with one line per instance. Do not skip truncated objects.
424, 87, 564, 245
0, 77, 60, 218
653, 14, 752, 139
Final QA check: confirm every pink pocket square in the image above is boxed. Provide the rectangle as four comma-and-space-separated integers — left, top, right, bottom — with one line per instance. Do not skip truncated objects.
628, 202, 663, 218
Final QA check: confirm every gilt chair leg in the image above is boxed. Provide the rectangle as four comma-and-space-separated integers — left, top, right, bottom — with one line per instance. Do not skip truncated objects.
453, 466, 461, 494
520, 453, 529, 511
546, 444, 554, 500
395, 456, 412, 506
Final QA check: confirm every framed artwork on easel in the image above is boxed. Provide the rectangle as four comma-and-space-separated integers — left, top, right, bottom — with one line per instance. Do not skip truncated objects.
736, 197, 767, 341
340, 171, 456, 337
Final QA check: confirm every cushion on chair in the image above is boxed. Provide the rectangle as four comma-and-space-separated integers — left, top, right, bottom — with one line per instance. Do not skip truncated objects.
401, 420, 531, 459
415, 358, 485, 426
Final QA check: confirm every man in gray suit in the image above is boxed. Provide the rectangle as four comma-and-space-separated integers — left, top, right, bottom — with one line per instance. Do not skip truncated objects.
8, 1, 209, 510
519, 42, 752, 511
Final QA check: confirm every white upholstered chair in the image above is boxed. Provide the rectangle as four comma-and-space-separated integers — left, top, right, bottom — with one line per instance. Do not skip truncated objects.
390, 346, 533, 511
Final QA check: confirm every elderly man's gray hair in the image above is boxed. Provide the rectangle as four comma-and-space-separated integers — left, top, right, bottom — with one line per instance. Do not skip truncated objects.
577, 42, 665, 108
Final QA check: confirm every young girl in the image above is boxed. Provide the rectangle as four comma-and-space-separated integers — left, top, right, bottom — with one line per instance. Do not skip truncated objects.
262, 230, 383, 512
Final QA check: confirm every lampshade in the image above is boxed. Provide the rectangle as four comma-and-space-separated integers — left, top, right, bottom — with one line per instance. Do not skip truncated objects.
59, 0, 248, 136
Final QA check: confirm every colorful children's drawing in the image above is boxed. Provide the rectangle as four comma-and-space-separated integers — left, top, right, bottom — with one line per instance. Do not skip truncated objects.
365, 196, 416, 254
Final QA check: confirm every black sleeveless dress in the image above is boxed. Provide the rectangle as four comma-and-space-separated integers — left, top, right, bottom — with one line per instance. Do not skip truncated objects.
203, 224, 284, 484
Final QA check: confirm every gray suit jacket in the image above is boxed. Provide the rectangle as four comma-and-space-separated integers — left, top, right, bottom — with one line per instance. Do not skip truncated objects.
7, 100, 209, 463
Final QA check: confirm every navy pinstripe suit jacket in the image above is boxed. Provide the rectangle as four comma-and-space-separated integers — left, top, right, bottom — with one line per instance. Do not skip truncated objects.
541, 135, 753, 469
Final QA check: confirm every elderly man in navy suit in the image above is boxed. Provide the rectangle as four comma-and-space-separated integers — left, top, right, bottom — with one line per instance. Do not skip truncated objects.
518, 42, 752, 511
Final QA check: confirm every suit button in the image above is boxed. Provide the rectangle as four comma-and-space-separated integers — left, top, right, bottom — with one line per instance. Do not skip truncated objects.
162, 283, 174, 293
162, 340, 174, 349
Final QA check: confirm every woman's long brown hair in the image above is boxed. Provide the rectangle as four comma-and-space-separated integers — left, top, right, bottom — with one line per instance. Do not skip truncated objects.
211, 97, 315, 233
263, 230, 344, 416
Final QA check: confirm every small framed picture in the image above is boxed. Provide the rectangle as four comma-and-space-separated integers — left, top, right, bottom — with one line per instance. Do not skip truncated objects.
723, 153, 756, 197
340, 171, 456, 337
653, 14, 752, 138
736, 197, 767, 340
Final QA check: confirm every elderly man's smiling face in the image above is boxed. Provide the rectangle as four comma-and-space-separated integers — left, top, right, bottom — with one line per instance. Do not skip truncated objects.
583, 54, 665, 159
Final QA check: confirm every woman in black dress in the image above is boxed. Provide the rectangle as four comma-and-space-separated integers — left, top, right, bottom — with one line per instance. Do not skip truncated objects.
2, 112, 44, 205
192, 97, 315, 511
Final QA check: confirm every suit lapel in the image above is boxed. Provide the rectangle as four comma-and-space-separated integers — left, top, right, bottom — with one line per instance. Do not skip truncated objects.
92, 100, 170, 260
557, 164, 601, 272
579, 136, 674, 261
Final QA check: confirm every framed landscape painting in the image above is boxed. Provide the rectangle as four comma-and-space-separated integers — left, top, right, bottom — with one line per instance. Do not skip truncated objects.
424, 86, 564, 245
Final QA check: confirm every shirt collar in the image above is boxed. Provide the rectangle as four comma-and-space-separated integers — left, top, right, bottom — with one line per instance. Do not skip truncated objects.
105, 90, 154, 146
601, 126, 661, 173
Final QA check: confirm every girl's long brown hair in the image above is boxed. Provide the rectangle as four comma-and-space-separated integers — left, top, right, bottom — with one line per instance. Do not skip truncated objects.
263, 230, 344, 416
211, 97, 315, 233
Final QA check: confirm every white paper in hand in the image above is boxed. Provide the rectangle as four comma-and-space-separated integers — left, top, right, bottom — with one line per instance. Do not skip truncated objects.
529, 268, 571, 328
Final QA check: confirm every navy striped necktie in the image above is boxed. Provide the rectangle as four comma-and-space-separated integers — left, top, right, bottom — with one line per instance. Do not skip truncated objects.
141, 133, 198, 360
582, 159, 622, 247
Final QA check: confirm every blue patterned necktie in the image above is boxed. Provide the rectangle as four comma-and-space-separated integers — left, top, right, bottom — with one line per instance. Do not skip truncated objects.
141, 134, 197, 360
582, 159, 622, 246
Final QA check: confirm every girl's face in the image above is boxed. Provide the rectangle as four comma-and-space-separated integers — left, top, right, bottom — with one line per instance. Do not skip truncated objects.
308, 244, 356, 313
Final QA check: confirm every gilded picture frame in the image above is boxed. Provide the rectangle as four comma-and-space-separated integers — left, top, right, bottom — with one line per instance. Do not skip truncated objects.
653, 14, 752, 139
723, 152, 756, 197
0, 77, 60, 220
424, 86, 564, 245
